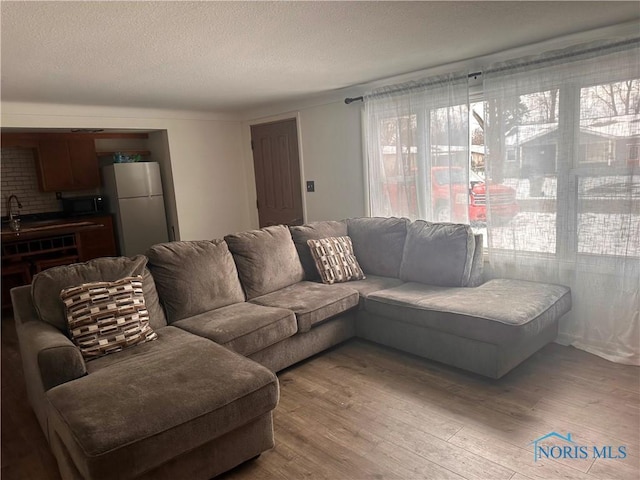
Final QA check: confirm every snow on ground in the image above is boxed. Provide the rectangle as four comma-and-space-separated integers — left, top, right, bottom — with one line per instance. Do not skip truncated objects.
577, 212, 640, 257
473, 211, 640, 257
478, 176, 640, 257
473, 212, 556, 253
503, 175, 640, 200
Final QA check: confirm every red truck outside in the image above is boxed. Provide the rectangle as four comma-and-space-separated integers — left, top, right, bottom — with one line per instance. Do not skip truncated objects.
432, 167, 519, 224
385, 167, 519, 225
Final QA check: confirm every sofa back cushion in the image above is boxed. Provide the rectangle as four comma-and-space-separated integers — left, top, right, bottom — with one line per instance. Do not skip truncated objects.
146, 240, 245, 322
31, 255, 167, 332
399, 221, 475, 287
289, 220, 348, 280
225, 225, 305, 300
346, 217, 409, 278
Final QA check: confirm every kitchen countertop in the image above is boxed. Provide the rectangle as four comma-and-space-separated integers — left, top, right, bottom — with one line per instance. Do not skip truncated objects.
1, 218, 105, 242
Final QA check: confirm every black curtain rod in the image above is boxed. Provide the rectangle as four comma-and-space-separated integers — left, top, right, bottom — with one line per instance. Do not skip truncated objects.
345, 37, 640, 105
344, 71, 482, 104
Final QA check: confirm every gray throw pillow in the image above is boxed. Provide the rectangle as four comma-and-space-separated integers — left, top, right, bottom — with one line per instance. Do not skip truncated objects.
146, 240, 245, 322
225, 225, 305, 299
399, 221, 475, 287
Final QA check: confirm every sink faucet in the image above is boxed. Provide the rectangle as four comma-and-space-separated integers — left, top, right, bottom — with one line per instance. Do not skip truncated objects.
6, 194, 22, 231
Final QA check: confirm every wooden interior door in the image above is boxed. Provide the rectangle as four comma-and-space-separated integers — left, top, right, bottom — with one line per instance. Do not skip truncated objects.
251, 119, 304, 227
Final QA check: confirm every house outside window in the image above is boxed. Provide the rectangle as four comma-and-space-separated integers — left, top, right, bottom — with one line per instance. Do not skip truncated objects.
628, 143, 639, 165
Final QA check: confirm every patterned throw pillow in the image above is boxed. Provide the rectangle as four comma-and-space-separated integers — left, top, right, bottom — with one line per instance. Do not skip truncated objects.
60, 276, 158, 360
307, 236, 366, 284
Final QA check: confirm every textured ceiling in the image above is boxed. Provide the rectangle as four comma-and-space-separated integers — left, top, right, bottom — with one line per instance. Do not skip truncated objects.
1, 1, 639, 113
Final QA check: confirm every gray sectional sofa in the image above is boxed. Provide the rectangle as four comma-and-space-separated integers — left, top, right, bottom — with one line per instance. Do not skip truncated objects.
11, 216, 571, 480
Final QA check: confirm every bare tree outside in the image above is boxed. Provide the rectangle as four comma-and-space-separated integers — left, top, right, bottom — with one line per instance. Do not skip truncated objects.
522, 89, 559, 123
581, 79, 640, 117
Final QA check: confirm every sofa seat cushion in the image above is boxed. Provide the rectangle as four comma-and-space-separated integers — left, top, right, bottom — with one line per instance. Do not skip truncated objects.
250, 281, 359, 333
47, 326, 278, 480
172, 303, 297, 356
346, 275, 405, 308
365, 279, 571, 344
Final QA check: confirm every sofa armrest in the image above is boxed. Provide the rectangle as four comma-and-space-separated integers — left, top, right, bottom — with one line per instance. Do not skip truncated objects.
11, 286, 87, 391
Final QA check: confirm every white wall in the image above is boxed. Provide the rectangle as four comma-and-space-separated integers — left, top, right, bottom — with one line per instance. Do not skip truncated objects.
298, 102, 365, 221
147, 130, 180, 240
241, 100, 366, 226
1, 102, 251, 240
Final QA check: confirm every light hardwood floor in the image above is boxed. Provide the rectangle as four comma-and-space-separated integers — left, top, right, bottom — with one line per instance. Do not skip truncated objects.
2, 315, 638, 480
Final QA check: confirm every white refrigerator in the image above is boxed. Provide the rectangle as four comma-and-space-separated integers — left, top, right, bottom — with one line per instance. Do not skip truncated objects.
102, 162, 169, 256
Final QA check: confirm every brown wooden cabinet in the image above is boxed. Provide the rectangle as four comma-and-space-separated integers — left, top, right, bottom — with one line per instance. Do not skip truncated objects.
76, 215, 118, 261
36, 137, 100, 191
1, 216, 118, 308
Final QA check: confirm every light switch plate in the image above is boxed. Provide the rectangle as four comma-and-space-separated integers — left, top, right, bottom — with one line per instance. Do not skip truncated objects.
306, 181, 315, 192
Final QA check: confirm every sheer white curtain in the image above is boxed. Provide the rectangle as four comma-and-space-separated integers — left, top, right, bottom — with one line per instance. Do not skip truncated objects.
364, 74, 469, 222
484, 39, 640, 364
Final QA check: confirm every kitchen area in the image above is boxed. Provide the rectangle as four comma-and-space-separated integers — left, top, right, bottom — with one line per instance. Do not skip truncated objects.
1, 130, 176, 309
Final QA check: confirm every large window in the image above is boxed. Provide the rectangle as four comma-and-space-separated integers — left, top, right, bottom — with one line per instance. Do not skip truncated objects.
364, 38, 639, 364
480, 39, 639, 365
484, 76, 639, 259
364, 73, 469, 225
576, 79, 640, 257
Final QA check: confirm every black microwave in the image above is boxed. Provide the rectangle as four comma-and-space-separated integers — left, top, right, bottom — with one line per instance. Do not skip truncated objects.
62, 196, 106, 216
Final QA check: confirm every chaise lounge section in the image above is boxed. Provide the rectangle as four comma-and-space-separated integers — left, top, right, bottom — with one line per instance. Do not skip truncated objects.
290, 217, 571, 378
11, 216, 571, 479
13, 255, 279, 480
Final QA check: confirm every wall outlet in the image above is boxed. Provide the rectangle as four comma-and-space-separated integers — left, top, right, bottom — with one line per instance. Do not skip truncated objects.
306, 181, 315, 192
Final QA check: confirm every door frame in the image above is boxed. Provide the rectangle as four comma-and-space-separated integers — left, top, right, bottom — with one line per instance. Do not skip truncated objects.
243, 112, 307, 228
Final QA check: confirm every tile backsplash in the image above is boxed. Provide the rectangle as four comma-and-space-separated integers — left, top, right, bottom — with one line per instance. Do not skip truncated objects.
1, 147, 101, 217
1, 147, 61, 216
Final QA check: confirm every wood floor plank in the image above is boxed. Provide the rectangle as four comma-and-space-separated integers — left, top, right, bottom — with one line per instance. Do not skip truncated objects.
290, 359, 466, 441
280, 409, 410, 480
449, 427, 595, 480
279, 383, 469, 479
286, 360, 515, 479
333, 342, 640, 461
515, 343, 639, 393
587, 455, 640, 480
532, 397, 639, 447
511, 473, 535, 480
